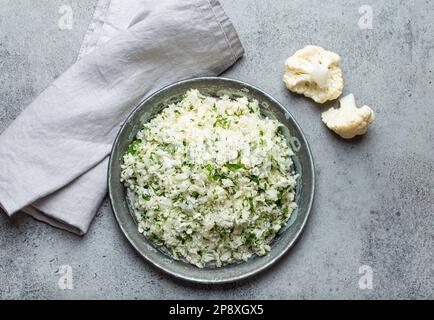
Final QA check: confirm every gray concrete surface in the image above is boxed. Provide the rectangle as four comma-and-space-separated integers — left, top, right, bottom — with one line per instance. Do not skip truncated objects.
0, 0, 433, 299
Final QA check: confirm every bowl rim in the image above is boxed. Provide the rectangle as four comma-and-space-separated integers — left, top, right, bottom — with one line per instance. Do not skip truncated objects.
108, 76, 315, 284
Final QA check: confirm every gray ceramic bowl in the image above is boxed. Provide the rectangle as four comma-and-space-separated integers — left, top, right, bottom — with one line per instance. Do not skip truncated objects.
108, 77, 315, 284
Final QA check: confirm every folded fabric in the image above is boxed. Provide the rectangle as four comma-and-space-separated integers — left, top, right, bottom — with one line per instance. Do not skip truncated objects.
0, 0, 244, 235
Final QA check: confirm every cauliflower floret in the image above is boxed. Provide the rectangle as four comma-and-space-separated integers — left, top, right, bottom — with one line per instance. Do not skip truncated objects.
283, 45, 344, 103
321, 93, 375, 139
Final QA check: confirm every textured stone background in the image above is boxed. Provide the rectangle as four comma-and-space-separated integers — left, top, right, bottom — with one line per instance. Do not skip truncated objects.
0, 0, 432, 299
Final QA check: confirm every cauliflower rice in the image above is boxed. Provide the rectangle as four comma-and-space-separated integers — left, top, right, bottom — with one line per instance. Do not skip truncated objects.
120, 89, 298, 268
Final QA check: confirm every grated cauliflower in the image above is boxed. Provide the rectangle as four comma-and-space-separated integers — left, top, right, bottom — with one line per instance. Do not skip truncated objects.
120, 89, 298, 268
321, 93, 375, 139
283, 45, 344, 103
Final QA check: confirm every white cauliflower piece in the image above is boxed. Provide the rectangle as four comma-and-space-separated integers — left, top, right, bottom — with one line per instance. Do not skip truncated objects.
321, 94, 375, 139
283, 45, 344, 103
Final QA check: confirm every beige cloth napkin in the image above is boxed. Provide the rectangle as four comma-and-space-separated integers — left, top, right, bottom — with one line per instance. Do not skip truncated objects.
0, 0, 244, 235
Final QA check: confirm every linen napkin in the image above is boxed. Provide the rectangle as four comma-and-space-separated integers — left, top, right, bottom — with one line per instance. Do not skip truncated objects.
0, 0, 244, 235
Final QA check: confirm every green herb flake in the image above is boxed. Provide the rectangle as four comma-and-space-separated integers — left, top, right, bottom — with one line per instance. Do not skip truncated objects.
250, 175, 260, 184
213, 115, 230, 129
245, 233, 256, 246
148, 233, 159, 242
128, 140, 142, 155
225, 162, 244, 171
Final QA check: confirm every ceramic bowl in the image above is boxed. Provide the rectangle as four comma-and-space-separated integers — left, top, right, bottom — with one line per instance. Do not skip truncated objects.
108, 77, 315, 284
